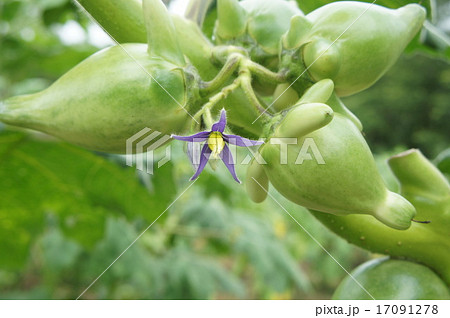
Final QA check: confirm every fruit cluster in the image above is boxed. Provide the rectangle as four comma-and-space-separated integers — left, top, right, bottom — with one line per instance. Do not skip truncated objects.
0, 0, 448, 297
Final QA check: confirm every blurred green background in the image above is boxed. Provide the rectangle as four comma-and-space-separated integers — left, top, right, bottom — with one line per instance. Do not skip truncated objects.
0, 0, 448, 299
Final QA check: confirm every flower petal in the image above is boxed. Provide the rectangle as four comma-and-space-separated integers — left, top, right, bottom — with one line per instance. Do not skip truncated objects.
190, 143, 212, 181
223, 134, 264, 147
211, 109, 227, 133
186, 141, 202, 170
220, 144, 241, 183
171, 131, 210, 142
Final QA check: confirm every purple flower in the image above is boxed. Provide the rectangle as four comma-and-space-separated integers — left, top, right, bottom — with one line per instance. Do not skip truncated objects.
171, 109, 263, 183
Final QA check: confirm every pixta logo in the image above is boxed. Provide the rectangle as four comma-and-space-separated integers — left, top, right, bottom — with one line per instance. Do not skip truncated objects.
126, 129, 326, 175
126, 128, 171, 174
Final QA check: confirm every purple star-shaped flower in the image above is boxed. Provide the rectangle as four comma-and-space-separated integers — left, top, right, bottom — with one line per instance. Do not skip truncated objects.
171, 109, 263, 183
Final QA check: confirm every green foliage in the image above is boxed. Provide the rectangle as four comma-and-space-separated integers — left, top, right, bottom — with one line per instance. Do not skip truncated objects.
0, 128, 365, 299
0, 0, 98, 99
0, 130, 174, 266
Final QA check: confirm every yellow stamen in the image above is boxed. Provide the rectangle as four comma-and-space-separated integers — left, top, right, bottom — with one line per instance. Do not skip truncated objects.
208, 131, 225, 158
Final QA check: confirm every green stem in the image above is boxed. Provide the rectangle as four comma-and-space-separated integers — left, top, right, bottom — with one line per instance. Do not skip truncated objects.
199, 53, 242, 96
192, 78, 241, 130
211, 45, 248, 65
239, 70, 271, 117
195, 48, 278, 130
246, 60, 286, 84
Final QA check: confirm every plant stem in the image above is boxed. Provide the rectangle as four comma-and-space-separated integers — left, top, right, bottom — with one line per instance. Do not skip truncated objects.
247, 60, 286, 84
239, 69, 272, 118
195, 49, 278, 129
192, 78, 241, 130
199, 53, 242, 96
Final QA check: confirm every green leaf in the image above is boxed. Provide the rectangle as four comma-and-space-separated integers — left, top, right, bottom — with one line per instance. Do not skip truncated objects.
40, 228, 82, 272
0, 130, 175, 269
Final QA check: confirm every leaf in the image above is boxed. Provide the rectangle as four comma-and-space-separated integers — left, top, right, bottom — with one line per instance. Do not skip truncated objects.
40, 227, 82, 272
0, 130, 176, 269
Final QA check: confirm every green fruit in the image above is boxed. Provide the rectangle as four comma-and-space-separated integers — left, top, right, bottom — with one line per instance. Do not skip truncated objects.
246, 159, 269, 203
73, 0, 266, 138
262, 112, 415, 230
216, 0, 247, 40
0, 44, 199, 153
333, 258, 450, 300
283, 2, 426, 96
260, 80, 414, 229
303, 39, 341, 80
312, 149, 450, 286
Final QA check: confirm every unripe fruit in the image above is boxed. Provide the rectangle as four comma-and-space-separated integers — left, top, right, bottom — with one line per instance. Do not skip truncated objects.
311, 149, 450, 285
0, 44, 198, 153
246, 159, 269, 203
333, 258, 450, 300
261, 112, 416, 230
293, 2, 426, 96
302, 39, 341, 80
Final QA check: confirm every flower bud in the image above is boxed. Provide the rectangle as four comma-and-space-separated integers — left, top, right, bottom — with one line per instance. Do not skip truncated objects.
297, 78, 334, 105
297, 79, 362, 131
